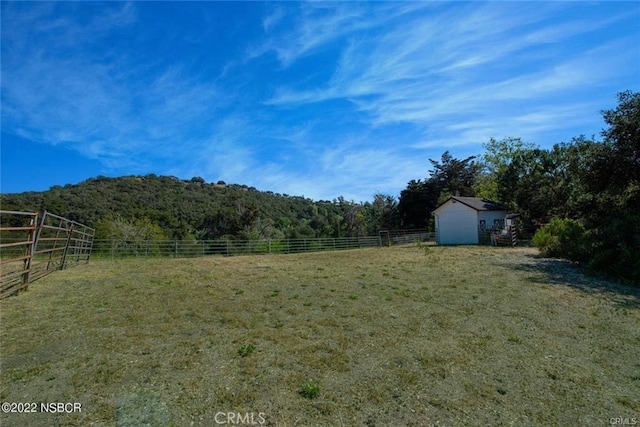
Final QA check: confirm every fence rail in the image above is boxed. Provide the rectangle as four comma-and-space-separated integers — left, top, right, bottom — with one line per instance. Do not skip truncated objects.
379, 229, 435, 246
92, 236, 383, 258
0, 211, 38, 298
0, 210, 95, 299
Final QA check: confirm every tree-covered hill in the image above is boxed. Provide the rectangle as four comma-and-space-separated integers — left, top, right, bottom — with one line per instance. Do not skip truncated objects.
0, 175, 396, 240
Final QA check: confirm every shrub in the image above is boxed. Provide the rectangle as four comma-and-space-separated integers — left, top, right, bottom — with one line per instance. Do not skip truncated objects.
533, 218, 590, 262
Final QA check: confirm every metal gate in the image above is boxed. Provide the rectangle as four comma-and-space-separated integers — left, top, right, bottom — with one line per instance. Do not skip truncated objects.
0, 210, 95, 299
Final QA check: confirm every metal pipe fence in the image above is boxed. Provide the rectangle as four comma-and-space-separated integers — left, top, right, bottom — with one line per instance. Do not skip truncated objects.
30, 211, 95, 280
92, 236, 383, 258
0, 210, 95, 299
379, 229, 436, 246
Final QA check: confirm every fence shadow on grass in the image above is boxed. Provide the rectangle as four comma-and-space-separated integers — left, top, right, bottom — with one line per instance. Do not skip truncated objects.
511, 253, 640, 309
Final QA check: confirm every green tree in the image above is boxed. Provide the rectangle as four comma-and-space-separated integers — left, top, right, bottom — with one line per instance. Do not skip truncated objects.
95, 214, 167, 241
428, 151, 480, 199
584, 91, 640, 284
366, 193, 400, 233
342, 204, 367, 237
475, 137, 538, 200
398, 179, 440, 229
600, 90, 640, 189
497, 144, 580, 223
578, 90, 640, 222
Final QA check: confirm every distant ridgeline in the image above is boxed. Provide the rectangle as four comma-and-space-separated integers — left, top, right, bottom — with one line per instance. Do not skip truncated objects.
0, 175, 397, 241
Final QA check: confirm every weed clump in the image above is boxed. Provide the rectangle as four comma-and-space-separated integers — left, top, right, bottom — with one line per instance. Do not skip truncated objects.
299, 380, 320, 399
237, 344, 256, 357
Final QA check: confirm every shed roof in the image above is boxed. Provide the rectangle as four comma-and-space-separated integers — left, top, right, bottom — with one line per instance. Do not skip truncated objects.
436, 196, 509, 212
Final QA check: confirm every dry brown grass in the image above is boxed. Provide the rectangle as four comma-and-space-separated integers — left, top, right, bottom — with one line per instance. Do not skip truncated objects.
1, 245, 639, 426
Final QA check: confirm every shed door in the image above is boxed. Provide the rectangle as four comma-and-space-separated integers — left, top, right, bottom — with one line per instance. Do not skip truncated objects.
438, 204, 478, 245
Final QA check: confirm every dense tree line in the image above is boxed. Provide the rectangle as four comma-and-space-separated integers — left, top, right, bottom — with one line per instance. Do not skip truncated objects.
2, 91, 636, 283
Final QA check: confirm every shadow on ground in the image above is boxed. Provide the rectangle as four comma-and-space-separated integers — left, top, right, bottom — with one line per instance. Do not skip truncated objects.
510, 253, 640, 309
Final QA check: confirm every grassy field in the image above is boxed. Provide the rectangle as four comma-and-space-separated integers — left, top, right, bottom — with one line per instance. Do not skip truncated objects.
1, 245, 638, 426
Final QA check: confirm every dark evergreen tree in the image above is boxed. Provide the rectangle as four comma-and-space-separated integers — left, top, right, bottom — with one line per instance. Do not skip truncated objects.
398, 179, 440, 229
428, 151, 480, 199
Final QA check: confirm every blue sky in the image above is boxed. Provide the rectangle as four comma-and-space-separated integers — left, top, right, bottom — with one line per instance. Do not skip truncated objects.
1, 1, 639, 202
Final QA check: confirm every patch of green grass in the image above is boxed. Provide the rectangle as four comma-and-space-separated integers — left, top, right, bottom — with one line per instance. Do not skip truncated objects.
237, 343, 256, 357
507, 335, 523, 344
299, 380, 320, 399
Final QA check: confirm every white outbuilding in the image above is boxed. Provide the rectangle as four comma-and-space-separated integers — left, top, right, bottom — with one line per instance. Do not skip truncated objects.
432, 196, 510, 245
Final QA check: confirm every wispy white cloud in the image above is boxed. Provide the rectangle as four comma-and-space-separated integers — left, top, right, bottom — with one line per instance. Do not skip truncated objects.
262, 6, 284, 32
251, 2, 435, 67
264, 2, 637, 149
1, 2, 230, 169
256, 3, 367, 66
244, 144, 427, 202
